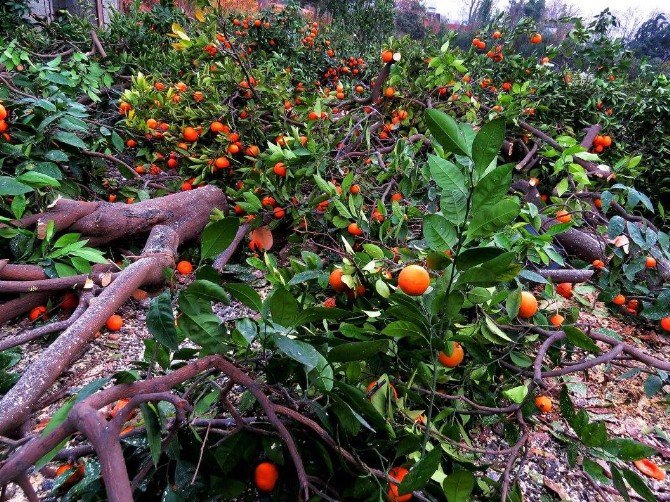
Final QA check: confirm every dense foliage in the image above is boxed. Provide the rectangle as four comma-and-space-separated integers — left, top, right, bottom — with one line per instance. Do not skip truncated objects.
0, 2, 669, 501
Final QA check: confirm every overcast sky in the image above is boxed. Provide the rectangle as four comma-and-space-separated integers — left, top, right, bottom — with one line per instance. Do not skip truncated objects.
425, 0, 669, 22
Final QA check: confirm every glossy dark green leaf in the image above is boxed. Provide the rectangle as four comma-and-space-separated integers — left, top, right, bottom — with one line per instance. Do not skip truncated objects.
147, 291, 179, 351
425, 108, 469, 156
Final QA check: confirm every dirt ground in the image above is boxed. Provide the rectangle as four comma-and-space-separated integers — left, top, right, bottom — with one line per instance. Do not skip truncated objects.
1, 282, 669, 501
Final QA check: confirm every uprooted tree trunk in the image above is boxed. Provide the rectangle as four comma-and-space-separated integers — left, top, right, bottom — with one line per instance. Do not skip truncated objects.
0, 186, 230, 435
508, 123, 670, 284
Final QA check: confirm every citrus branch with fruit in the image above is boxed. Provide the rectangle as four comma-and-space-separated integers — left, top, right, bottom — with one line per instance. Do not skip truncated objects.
0, 4, 669, 501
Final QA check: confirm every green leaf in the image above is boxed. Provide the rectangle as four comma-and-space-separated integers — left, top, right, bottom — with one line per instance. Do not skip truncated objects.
472, 118, 505, 175
506, 289, 522, 318
583, 458, 609, 484
0, 176, 33, 195
456, 252, 521, 287
45, 150, 69, 162
610, 465, 631, 502
146, 291, 179, 351
74, 378, 109, 403
455, 247, 506, 270
185, 280, 229, 304
398, 447, 441, 494
288, 270, 325, 285
503, 385, 528, 404
425, 109, 469, 157
53, 131, 87, 149
272, 335, 319, 370
111, 131, 124, 152
225, 283, 262, 312
428, 154, 467, 194
442, 469, 475, 502
467, 198, 520, 239
382, 320, 423, 338
608, 215, 625, 238
563, 326, 600, 354
267, 286, 299, 327
472, 163, 513, 211
604, 438, 657, 461
140, 403, 162, 466
621, 467, 656, 502
200, 218, 240, 260
643, 375, 663, 397
328, 340, 389, 362
423, 213, 457, 252
17, 171, 60, 188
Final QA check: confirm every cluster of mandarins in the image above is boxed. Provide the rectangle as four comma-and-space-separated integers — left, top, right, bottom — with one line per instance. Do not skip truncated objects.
591, 133, 613, 154
0, 104, 10, 142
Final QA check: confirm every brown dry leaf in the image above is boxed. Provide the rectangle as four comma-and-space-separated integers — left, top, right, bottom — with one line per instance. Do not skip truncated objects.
101, 273, 112, 287
36, 221, 47, 240
132, 289, 148, 301
543, 477, 569, 500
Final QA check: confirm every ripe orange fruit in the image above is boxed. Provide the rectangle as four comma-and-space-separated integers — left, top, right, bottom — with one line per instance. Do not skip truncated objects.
384, 87, 396, 98
214, 157, 230, 169
612, 294, 626, 305
254, 461, 279, 492
438, 342, 464, 368
0, 104, 6, 120
556, 210, 571, 223
126, 139, 137, 148
381, 50, 394, 63
391, 193, 403, 202
329, 269, 348, 292
183, 127, 199, 142
349, 184, 360, 195
246, 145, 260, 157
633, 459, 665, 481
556, 282, 573, 299
492, 30, 502, 39
645, 256, 657, 268
146, 118, 158, 129
176, 260, 193, 275
592, 259, 605, 269
262, 196, 276, 207
661, 317, 670, 331
549, 313, 564, 327
347, 222, 363, 236
29, 305, 47, 321
530, 33, 542, 44
227, 144, 240, 154
594, 198, 602, 209
106, 314, 123, 331
323, 297, 336, 308
387, 466, 411, 502
61, 292, 78, 310
273, 162, 287, 177
518, 291, 538, 319
397, 264, 430, 296
273, 207, 285, 219
535, 395, 552, 413
210, 121, 226, 133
